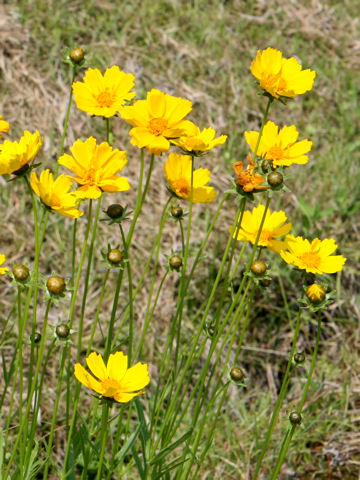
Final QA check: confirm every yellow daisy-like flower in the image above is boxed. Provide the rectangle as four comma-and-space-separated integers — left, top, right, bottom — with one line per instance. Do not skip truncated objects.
0, 254, 8, 275
164, 153, 216, 203
58, 137, 130, 199
251, 48, 316, 99
0, 131, 43, 175
72, 66, 136, 118
74, 351, 150, 403
280, 235, 346, 274
30, 169, 83, 218
245, 121, 312, 167
120, 88, 193, 155
171, 123, 227, 155
0, 115, 10, 139
231, 204, 292, 252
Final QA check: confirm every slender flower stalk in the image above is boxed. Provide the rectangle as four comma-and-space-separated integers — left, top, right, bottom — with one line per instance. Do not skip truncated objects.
252, 288, 305, 479
95, 403, 110, 480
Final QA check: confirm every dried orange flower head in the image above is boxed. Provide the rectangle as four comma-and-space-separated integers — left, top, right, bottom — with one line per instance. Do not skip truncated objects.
233, 153, 268, 193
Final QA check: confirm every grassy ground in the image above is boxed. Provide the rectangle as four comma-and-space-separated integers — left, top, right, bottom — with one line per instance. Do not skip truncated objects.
0, 0, 359, 478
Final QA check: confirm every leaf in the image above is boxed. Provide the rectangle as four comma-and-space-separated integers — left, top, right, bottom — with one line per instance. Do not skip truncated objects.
114, 424, 141, 463
150, 429, 193, 465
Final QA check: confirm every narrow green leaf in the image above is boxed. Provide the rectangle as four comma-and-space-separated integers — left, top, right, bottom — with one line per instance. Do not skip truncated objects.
150, 428, 193, 465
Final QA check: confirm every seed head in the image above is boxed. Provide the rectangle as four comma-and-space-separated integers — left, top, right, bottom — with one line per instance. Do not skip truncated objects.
251, 260, 267, 275
56, 324, 70, 339
107, 249, 123, 264
69, 47, 85, 64
13, 264, 30, 281
230, 367, 244, 382
47, 276, 66, 295
169, 255, 182, 270
289, 411, 302, 425
267, 171, 283, 188
106, 204, 124, 219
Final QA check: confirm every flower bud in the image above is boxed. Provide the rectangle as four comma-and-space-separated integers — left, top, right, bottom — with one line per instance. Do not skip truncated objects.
56, 324, 70, 339
69, 47, 85, 64
289, 411, 302, 425
260, 278, 271, 287
13, 264, 30, 281
230, 367, 244, 382
107, 204, 124, 219
267, 171, 283, 188
261, 159, 272, 173
32, 332, 41, 344
169, 255, 182, 270
47, 276, 66, 295
294, 352, 305, 364
107, 249, 123, 264
171, 205, 183, 219
251, 260, 267, 275
306, 284, 326, 304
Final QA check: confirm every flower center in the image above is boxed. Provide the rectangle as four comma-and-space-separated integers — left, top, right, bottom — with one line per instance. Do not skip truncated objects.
173, 177, 190, 198
101, 378, 121, 397
148, 118, 168, 136
83, 167, 96, 184
260, 74, 287, 96
300, 251, 321, 269
96, 90, 114, 108
267, 145, 285, 160
259, 229, 274, 242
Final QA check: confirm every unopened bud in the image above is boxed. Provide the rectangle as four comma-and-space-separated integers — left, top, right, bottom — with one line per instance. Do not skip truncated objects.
69, 47, 85, 64
306, 284, 326, 304
251, 260, 267, 275
47, 276, 66, 295
107, 249, 123, 264
13, 264, 30, 281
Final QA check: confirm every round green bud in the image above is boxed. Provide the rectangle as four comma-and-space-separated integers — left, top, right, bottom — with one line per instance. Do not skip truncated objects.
13, 264, 30, 281
230, 367, 244, 382
267, 171, 283, 187
294, 352, 305, 364
47, 276, 66, 295
169, 255, 182, 270
107, 249, 123, 264
69, 47, 85, 64
289, 411, 302, 425
251, 260, 267, 275
171, 205, 183, 219
56, 324, 70, 339
32, 332, 41, 344
106, 204, 124, 219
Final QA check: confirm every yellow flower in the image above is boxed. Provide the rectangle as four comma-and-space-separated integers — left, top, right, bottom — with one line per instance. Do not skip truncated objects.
0, 131, 43, 175
72, 66, 136, 118
120, 89, 193, 155
251, 48, 316, 99
0, 115, 10, 139
0, 254, 8, 275
280, 235, 346, 274
245, 121, 312, 167
164, 153, 216, 203
58, 137, 130, 199
30, 169, 83, 218
74, 351, 150, 403
171, 123, 227, 155
231, 204, 292, 252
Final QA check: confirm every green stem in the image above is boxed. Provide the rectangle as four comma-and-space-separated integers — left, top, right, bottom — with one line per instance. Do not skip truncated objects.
252, 96, 273, 163
54, 64, 76, 176
270, 313, 323, 478
119, 223, 134, 363
76, 197, 102, 361
252, 291, 305, 480
5, 299, 52, 478
95, 402, 110, 480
